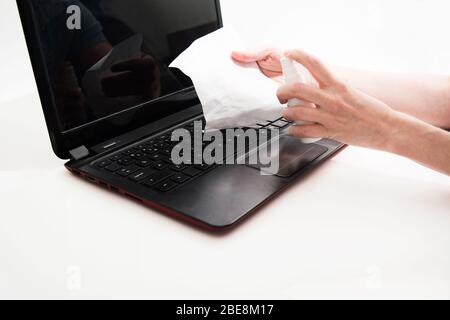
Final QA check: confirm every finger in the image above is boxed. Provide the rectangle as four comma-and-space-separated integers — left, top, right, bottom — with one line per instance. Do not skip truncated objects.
285, 50, 337, 87
279, 99, 316, 109
288, 124, 328, 139
258, 52, 282, 73
283, 106, 324, 124
231, 49, 275, 63
277, 82, 333, 110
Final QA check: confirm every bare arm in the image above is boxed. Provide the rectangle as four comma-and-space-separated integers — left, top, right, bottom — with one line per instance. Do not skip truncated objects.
332, 67, 450, 128
232, 50, 450, 175
232, 51, 450, 128
385, 111, 450, 175
329, 68, 450, 172
275, 50, 450, 176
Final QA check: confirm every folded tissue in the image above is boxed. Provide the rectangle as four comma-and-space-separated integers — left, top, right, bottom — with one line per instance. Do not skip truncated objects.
169, 27, 284, 130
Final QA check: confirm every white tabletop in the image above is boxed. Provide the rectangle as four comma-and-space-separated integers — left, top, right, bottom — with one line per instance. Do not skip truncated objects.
1, 0, 449, 299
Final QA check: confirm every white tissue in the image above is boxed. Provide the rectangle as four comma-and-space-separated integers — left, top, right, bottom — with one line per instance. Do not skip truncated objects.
169, 27, 284, 130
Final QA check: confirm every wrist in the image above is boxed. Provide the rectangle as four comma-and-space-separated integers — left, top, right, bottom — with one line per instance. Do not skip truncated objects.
377, 110, 414, 155
377, 110, 450, 175
380, 110, 438, 158
372, 110, 399, 152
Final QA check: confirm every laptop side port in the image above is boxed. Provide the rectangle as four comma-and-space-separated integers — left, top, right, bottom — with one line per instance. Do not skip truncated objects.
98, 181, 108, 188
124, 193, 143, 203
85, 176, 97, 183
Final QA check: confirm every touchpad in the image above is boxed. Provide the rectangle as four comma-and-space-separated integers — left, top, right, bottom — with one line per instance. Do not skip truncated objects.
247, 135, 329, 178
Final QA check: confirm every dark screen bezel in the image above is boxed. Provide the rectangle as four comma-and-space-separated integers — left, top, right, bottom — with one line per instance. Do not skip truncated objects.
16, 0, 223, 159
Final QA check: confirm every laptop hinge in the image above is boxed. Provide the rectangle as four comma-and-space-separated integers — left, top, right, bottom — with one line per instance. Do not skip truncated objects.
69, 145, 90, 161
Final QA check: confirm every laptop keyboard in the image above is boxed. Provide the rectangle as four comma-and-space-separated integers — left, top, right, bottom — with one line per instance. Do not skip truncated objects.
94, 117, 291, 193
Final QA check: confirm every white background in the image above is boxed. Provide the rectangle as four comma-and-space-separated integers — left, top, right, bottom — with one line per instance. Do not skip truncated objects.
0, 0, 449, 299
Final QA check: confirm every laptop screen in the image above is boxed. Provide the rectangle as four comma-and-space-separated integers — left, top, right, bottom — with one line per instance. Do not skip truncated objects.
31, 0, 220, 132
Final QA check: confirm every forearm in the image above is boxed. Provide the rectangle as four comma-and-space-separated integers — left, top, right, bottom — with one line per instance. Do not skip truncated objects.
382, 111, 450, 175
332, 66, 450, 128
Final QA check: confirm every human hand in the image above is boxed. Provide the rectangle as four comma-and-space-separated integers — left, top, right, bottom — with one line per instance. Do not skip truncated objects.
278, 50, 398, 149
102, 54, 161, 99
231, 49, 317, 87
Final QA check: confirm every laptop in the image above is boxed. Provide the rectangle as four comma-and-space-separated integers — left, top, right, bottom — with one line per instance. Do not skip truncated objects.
17, 0, 344, 230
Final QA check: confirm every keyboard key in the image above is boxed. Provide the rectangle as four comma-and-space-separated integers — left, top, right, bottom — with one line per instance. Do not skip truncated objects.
156, 142, 166, 148
141, 147, 155, 154
271, 120, 290, 128
162, 157, 175, 164
266, 125, 280, 131
118, 158, 133, 166
155, 180, 178, 192
164, 138, 176, 145
96, 160, 111, 168
142, 147, 159, 154
151, 161, 168, 170
143, 169, 175, 186
183, 167, 202, 177
144, 140, 155, 147
257, 120, 271, 127
148, 153, 163, 161
105, 163, 122, 172
117, 165, 139, 177
171, 173, 190, 184
129, 170, 152, 182
169, 164, 187, 172
160, 145, 173, 155
109, 155, 122, 162
194, 163, 212, 171
124, 149, 138, 156
136, 159, 152, 167
129, 152, 144, 159
98, 118, 216, 190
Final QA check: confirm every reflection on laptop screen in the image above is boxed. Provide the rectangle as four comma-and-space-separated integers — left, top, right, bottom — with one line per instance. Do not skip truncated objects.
31, 0, 219, 131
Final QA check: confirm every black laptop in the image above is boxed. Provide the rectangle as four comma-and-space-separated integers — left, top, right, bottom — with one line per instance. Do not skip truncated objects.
17, 0, 344, 230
